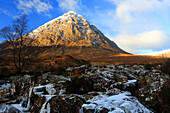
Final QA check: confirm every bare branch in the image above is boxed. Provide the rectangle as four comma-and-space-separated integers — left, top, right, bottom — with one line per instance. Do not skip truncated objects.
0, 14, 30, 74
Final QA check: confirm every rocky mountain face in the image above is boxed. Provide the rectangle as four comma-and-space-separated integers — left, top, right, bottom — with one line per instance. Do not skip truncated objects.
27, 11, 125, 52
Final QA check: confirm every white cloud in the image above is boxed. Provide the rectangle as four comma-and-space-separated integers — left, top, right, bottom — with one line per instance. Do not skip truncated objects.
112, 30, 169, 54
0, 8, 19, 18
56, 0, 80, 11
0, 9, 10, 16
16, 0, 53, 15
109, 0, 169, 24
104, 0, 170, 35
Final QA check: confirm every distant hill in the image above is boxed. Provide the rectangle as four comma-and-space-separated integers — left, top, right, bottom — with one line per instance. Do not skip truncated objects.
146, 49, 170, 58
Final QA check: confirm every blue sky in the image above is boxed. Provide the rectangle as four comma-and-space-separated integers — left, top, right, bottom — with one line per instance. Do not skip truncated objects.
0, 0, 170, 54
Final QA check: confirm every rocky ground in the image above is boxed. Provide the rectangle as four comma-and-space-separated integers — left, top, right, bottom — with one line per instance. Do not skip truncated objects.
0, 64, 169, 113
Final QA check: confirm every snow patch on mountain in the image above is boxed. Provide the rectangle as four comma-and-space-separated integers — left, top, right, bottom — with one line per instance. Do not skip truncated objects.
32, 11, 87, 34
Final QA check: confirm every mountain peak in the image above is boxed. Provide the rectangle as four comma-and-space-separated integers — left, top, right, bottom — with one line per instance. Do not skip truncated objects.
31, 11, 88, 34
56, 11, 84, 21
67, 11, 78, 15
28, 11, 127, 53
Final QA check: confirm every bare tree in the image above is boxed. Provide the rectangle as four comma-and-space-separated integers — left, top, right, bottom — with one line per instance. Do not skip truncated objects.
0, 15, 30, 74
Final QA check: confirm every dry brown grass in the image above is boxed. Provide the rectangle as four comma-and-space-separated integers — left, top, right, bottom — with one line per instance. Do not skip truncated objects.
0, 46, 166, 76
90, 55, 164, 65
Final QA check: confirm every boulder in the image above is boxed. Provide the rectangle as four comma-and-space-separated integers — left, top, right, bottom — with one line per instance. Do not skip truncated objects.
48, 95, 86, 113
65, 76, 94, 94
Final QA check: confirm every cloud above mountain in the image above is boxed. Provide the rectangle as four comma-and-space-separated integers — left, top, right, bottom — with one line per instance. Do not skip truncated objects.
16, 0, 53, 15
56, 0, 80, 11
111, 0, 168, 23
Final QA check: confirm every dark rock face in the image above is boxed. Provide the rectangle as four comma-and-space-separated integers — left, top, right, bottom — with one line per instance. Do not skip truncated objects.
10, 75, 32, 99
49, 95, 86, 113
88, 74, 111, 92
66, 65, 89, 77
135, 68, 169, 112
158, 79, 170, 113
65, 76, 94, 94
28, 95, 46, 113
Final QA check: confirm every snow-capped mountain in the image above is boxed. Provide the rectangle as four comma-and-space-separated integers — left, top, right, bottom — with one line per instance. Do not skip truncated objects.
147, 49, 170, 58
27, 11, 126, 53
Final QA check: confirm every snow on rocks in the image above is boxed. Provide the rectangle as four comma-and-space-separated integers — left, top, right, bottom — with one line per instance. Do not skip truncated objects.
45, 84, 56, 95
82, 91, 152, 113
0, 104, 21, 113
0, 83, 11, 98
33, 84, 56, 95
40, 95, 56, 113
9, 84, 57, 112
0, 64, 168, 113
0, 83, 11, 91
124, 80, 137, 86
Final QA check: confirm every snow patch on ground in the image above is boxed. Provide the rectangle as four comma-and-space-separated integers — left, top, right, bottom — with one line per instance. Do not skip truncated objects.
124, 80, 137, 86
40, 95, 56, 113
12, 104, 27, 112
0, 83, 11, 91
82, 92, 152, 113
